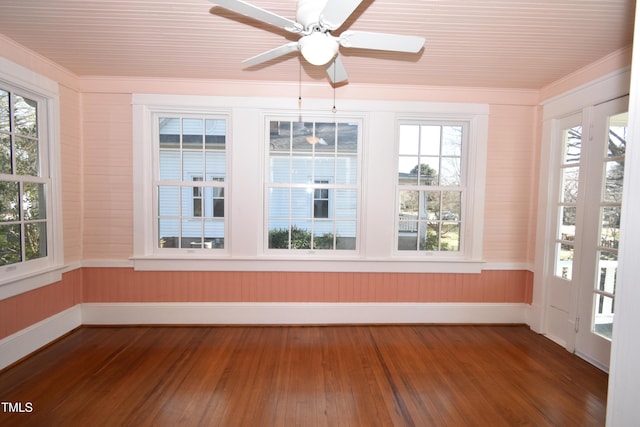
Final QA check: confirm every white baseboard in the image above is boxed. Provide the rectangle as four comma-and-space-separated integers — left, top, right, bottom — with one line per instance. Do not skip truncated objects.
81, 302, 529, 325
1, 302, 529, 369
0, 305, 82, 370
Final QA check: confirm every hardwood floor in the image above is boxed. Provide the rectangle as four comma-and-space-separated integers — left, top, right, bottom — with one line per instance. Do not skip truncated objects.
0, 325, 607, 426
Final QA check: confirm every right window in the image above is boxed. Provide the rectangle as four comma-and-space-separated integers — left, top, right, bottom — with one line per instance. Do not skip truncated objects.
397, 123, 466, 253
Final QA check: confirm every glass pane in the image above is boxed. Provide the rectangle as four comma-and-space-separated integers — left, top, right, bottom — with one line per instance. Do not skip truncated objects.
335, 156, 357, 184
23, 183, 46, 220
314, 199, 329, 218
313, 221, 334, 249
159, 117, 180, 148
600, 206, 620, 249
593, 294, 614, 340
0, 89, 9, 132
561, 166, 579, 204
0, 224, 21, 265
314, 157, 334, 179
25, 221, 47, 260
204, 219, 224, 248
399, 190, 419, 219
292, 122, 313, 152
442, 126, 462, 156
291, 188, 311, 218
441, 191, 461, 220
421, 222, 439, 251
291, 220, 311, 249
205, 151, 226, 180
270, 156, 290, 184
559, 206, 576, 241
563, 126, 581, 164
158, 186, 180, 216
418, 158, 439, 186
181, 186, 200, 217
607, 113, 627, 158
291, 156, 312, 184
335, 221, 356, 250
182, 118, 203, 149
440, 157, 461, 186
205, 119, 225, 149
14, 95, 37, 137
398, 156, 419, 184
398, 221, 417, 251
0, 181, 20, 221
268, 220, 290, 249
159, 150, 181, 180
0, 134, 11, 174
420, 125, 441, 156
423, 191, 440, 220
15, 136, 38, 176
440, 222, 460, 251
335, 189, 357, 219
182, 218, 202, 248
212, 188, 224, 218
336, 123, 357, 153
399, 125, 419, 155
269, 188, 290, 218
603, 160, 624, 203
270, 121, 291, 152
597, 251, 617, 293
314, 122, 336, 153
182, 151, 203, 180
158, 218, 179, 248
555, 243, 574, 280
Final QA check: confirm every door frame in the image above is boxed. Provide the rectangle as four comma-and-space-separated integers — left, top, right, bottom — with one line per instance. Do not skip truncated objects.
531, 68, 630, 371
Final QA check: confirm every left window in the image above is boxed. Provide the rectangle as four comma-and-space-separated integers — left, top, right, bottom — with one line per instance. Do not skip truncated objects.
0, 58, 62, 289
156, 115, 227, 250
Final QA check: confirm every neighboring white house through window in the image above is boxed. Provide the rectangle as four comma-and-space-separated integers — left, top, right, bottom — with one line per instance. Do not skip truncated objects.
266, 119, 360, 251
157, 115, 227, 250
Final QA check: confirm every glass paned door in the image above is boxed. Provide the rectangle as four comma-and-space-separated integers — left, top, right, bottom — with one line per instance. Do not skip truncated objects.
574, 97, 628, 369
591, 111, 626, 339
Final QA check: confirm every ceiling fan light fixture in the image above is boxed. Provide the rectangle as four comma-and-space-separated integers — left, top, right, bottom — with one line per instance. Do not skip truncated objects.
299, 32, 339, 66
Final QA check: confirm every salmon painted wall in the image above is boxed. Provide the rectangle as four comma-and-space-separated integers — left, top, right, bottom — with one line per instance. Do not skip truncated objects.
0, 36, 630, 341
80, 268, 533, 304
81, 86, 539, 263
0, 269, 83, 339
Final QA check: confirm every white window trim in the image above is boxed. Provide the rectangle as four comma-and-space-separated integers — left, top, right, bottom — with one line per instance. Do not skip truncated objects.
133, 106, 230, 257
393, 116, 487, 261
132, 94, 488, 273
263, 114, 363, 255
0, 57, 64, 298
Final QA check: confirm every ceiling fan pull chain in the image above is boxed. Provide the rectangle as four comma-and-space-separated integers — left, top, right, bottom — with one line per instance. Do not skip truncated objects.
332, 65, 337, 113
298, 61, 303, 110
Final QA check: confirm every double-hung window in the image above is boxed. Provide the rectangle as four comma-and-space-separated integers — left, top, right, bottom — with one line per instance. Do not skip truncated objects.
397, 122, 467, 254
266, 119, 360, 252
156, 115, 227, 250
0, 57, 62, 290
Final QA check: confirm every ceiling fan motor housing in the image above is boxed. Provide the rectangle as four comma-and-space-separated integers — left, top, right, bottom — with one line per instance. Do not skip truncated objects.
296, 0, 329, 30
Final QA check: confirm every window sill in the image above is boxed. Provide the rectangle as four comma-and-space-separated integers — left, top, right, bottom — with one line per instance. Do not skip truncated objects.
131, 255, 484, 274
0, 264, 65, 300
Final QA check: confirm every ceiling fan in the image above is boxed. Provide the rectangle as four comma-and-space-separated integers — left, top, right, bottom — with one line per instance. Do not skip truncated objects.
209, 0, 426, 84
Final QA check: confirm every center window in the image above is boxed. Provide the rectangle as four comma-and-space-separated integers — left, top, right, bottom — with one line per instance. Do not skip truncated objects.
266, 119, 360, 251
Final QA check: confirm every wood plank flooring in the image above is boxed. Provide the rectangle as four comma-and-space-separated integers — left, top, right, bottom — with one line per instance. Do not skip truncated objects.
0, 325, 607, 426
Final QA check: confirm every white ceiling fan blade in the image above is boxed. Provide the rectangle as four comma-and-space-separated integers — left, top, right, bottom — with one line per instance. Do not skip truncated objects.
319, 0, 363, 30
326, 55, 348, 84
210, 0, 302, 32
340, 30, 425, 53
243, 42, 300, 67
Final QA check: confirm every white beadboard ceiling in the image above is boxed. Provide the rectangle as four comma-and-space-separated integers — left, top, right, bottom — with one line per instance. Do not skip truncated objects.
0, 0, 634, 89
